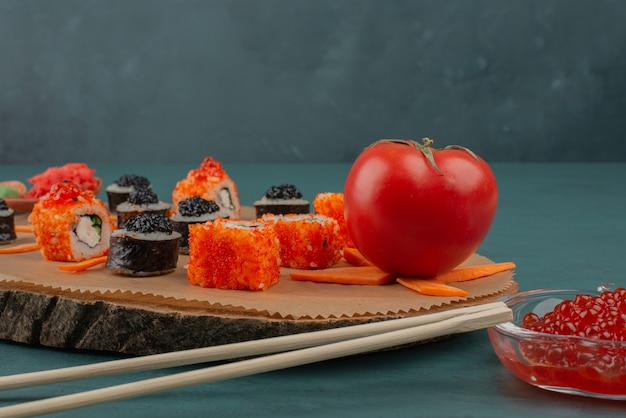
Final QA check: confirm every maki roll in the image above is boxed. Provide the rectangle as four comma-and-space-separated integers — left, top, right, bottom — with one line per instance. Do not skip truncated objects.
172, 157, 241, 219
187, 218, 280, 291
0, 198, 17, 245
116, 187, 170, 229
28, 182, 114, 261
254, 184, 309, 218
105, 174, 151, 213
313, 192, 354, 248
262, 213, 342, 269
106, 212, 181, 277
170, 196, 228, 254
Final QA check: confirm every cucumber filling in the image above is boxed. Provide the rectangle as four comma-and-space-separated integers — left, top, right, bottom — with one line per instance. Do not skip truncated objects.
75, 215, 102, 248
218, 188, 235, 211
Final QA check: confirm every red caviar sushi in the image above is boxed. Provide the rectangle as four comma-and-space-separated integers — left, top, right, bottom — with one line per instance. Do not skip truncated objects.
312, 192, 354, 248
172, 157, 240, 219
187, 219, 280, 291
262, 214, 342, 269
28, 182, 114, 261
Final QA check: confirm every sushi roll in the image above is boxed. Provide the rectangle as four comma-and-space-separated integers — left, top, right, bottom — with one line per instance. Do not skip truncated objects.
313, 192, 354, 249
170, 196, 228, 254
0, 198, 17, 245
105, 174, 151, 213
28, 182, 114, 261
172, 157, 241, 219
254, 184, 309, 218
262, 213, 342, 269
115, 187, 171, 229
106, 212, 181, 277
187, 218, 280, 291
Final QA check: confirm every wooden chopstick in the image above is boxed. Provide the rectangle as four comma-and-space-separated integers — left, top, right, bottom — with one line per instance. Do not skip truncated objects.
0, 302, 512, 417
0, 302, 507, 392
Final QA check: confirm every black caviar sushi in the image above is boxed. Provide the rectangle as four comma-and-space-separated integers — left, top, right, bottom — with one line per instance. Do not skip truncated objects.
253, 184, 310, 218
105, 174, 151, 213
170, 196, 228, 254
0, 198, 17, 244
106, 212, 181, 276
115, 187, 170, 229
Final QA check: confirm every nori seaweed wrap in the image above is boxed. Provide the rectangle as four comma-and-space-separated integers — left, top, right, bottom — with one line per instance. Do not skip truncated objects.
170, 196, 227, 254
0, 198, 17, 244
105, 174, 151, 213
115, 187, 170, 229
253, 184, 310, 217
106, 213, 181, 276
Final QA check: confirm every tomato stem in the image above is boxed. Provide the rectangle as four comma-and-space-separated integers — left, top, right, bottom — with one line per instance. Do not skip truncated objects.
416, 137, 443, 175
375, 137, 444, 175
372, 138, 479, 175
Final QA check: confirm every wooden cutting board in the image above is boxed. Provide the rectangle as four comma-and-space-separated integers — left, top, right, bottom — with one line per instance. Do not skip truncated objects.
0, 212, 518, 355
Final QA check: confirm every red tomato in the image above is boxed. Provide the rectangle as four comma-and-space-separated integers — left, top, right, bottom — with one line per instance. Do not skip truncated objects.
343, 139, 498, 277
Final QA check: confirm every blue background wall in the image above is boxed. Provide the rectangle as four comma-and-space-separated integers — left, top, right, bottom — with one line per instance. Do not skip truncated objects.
1, 0, 625, 164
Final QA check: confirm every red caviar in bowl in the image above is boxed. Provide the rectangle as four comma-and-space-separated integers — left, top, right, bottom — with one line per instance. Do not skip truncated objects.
488, 288, 626, 399
522, 288, 626, 341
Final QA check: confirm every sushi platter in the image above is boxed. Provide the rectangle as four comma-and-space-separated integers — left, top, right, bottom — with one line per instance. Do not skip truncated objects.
0, 161, 517, 356
0, 210, 517, 356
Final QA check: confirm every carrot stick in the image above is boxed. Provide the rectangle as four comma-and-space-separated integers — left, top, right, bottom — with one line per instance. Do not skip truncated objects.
397, 277, 469, 297
290, 266, 396, 285
437, 262, 516, 284
58, 255, 108, 273
0, 243, 40, 254
342, 247, 371, 267
14, 225, 33, 233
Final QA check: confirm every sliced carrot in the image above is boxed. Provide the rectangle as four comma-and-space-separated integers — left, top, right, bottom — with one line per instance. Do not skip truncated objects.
58, 255, 108, 273
290, 266, 396, 285
437, 262, 516, 284
0, 243, 40, 254
397, 277, 469, 297
342, 247, 371, 266
14, 225, 33, 233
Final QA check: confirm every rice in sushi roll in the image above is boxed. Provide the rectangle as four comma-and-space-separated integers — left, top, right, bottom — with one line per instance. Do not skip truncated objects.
105, 174, 151, 213
0, 198, 17, 245
262, 213, 342, 269
187, 218, 280, 291
115, 187, 170, 229
170, 196, 228, 254
28, 182, 113, 261
106, 212, 181, 277
172, 157, 241, 219
254, 184, 310, 218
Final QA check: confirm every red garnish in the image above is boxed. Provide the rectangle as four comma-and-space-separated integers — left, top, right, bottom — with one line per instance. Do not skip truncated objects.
523, 288, 626, 341
497, 288, 626, 395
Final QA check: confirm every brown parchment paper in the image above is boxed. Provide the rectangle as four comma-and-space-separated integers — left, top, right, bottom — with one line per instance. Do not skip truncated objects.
0, 213, 516, 320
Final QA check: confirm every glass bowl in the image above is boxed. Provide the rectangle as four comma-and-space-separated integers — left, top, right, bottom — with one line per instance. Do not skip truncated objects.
488, 288, 626, 400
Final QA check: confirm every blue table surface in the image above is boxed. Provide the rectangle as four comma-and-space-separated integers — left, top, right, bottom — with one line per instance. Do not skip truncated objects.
1, 162, 626, 417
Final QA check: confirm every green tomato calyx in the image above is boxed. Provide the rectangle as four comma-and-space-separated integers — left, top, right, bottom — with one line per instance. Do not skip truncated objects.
375, 137, 442, 174
374, 138, 479, 175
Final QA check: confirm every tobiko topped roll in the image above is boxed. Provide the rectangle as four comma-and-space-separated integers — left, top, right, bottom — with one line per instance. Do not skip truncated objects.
0, 198, 17, 245
28, 182, 113, 261
106, 212, 181, 277
172, 157, 240, 219
254, 184, 309, 218
187, 218, 280, 291
106, 174, 151, 213
170, 196, 228, 254
312, 192, 354, 249
262, 213, 342, 269
115, 187, 170, 229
